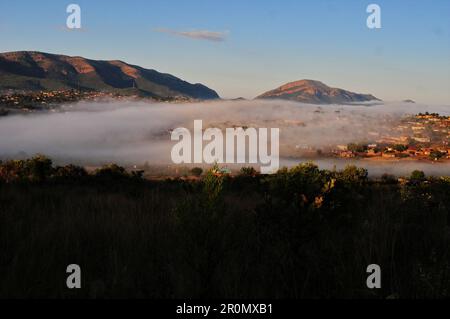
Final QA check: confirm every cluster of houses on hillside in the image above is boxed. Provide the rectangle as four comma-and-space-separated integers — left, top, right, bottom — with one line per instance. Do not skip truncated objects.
0, 90, 130, 115
334, 143, 450, 160
333, 113, 450, 161
0, 89, 201, 116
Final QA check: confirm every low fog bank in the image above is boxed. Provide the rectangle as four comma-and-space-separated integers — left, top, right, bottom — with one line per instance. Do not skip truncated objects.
0, 99, 449, 176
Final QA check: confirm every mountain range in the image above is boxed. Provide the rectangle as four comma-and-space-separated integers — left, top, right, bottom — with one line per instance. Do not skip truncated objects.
0, 51, 219, 100
0, 51, 382, 105
256, 79, 380, 104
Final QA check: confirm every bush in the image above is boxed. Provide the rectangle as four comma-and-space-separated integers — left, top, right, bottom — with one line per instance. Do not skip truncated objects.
203, 164, 225, 205
339, 165, 368, 185
0, 160, 27, 183
0, 155, 53, 183
54, 164, 88, 180
190, 167, 203, 177
239, 166, 257, 177
410, 170, 426, 182
95, 164, 129, 180
266, 162, 327, 209
26, 155, 53, 182
381, 173, 397, 184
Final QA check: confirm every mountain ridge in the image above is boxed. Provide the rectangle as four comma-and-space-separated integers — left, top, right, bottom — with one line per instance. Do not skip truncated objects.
0, 51, 220, 100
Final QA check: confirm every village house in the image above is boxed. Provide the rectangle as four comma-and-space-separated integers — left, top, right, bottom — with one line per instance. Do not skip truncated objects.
413, 136, 431, 143
339, 151, 355, 158
367, 149, 380, 156
382, 152, 396, 158
406, 146, 418, 156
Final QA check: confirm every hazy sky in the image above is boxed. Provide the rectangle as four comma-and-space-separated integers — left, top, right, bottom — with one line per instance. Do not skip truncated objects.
0, 0, 449, 103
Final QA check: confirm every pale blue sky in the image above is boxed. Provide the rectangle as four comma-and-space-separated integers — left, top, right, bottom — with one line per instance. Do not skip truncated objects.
0, 0, 449, 103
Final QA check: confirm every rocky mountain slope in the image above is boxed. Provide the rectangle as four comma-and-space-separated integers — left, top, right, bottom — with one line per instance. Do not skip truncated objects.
0, 51, 219, 100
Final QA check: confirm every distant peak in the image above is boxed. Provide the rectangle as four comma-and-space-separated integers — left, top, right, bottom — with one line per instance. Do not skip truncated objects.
257, 79, 379, 105
279, 79, 328, 90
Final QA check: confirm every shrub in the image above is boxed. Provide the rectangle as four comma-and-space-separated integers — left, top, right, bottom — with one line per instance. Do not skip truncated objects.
0, 155, 53, 183
190, 167, 203, 177
410, 170, 426, 182
381, 173, 397, 184
339, 165, 368, 185
0, 160, 27, 183
95, 164, 129, 180
54, 164, 88, 180
239, 166, 257, 177
25, 155, 53, 182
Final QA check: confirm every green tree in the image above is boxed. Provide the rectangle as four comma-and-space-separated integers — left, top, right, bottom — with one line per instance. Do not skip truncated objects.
394, 144, 408, 152
347, 143, 368, 153
341, 165, 368, 183
429, 150, 444, 160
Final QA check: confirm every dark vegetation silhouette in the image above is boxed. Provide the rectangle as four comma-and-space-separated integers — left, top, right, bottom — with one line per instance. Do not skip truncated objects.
190, 167, 203, 177
0, 156, 449, 298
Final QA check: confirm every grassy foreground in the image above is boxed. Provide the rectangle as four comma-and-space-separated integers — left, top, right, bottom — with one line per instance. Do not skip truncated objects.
0, 156, 449, 298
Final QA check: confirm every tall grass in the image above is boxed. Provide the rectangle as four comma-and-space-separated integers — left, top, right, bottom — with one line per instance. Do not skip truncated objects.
0, 159, 449, 298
